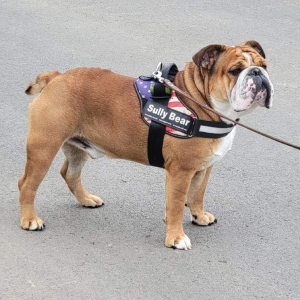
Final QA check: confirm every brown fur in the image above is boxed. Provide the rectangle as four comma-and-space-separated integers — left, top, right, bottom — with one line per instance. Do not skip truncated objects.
18, 42, 267, 249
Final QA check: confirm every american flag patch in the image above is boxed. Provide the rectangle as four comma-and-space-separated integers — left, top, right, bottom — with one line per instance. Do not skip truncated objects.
135, 78, 196, 137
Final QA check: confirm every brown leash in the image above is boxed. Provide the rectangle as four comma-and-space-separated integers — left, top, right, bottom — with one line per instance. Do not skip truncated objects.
162, 78, 300, 151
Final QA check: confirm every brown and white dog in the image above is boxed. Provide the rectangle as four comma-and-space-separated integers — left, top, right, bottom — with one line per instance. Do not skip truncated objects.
19, 41, 274, 250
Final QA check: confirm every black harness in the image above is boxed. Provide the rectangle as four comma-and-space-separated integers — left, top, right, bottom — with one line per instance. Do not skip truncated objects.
134, 63, 236, 168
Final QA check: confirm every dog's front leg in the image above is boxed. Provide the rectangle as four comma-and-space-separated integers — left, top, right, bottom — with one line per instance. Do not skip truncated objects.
186, 166, 217, 226
164, 168, 194, 250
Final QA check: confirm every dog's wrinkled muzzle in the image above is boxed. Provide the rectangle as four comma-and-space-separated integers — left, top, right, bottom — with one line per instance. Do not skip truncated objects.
231, 67, 273, 112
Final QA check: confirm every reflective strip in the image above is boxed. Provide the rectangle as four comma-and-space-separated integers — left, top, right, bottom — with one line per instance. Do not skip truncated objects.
199, 125, 233, 134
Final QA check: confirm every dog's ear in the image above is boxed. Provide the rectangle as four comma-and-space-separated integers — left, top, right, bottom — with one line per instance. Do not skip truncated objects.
192, 44, 226, 69
242, 40, 266, 58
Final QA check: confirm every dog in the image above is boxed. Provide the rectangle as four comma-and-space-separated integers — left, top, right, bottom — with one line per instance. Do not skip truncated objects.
19, 41, 274, 250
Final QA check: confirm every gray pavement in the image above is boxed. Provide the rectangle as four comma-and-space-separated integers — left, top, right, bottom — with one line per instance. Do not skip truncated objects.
0, 1, 300, 299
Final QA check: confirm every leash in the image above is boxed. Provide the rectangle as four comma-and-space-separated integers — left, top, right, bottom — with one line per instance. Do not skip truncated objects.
153, 69, 300, 151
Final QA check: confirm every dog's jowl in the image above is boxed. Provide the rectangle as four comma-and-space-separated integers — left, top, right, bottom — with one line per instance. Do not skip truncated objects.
19, 41, 274, 250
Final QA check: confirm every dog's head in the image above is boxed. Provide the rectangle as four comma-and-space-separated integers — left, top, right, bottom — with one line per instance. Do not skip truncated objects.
192, 41, 274, 117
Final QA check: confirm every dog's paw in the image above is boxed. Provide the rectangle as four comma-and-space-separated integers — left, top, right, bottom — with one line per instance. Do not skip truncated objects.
165, 234, 192, 250
80, 194, 104, 208
191, 212, 217, 226
20, 216, 45, 231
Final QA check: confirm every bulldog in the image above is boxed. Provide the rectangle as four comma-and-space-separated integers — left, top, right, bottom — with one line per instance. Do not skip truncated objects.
19, 40, 274, 250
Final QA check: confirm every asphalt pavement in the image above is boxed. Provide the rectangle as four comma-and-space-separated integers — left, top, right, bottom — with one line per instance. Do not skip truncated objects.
0, 1, 299, 299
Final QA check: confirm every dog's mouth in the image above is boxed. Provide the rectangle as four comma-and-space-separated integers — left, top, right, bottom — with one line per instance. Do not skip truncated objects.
232, 73, 273, 112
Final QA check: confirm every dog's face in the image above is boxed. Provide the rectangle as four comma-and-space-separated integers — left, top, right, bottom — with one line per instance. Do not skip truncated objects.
193, 41, 274, 115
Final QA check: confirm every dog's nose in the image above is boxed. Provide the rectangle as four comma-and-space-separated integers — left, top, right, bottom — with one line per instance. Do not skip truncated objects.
249, 68, 262, 76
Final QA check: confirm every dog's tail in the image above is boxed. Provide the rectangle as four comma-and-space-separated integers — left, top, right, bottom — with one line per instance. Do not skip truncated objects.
25, 71, 61, 95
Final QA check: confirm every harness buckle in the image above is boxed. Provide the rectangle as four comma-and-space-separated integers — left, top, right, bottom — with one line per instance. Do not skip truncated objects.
187, 117, 196, 137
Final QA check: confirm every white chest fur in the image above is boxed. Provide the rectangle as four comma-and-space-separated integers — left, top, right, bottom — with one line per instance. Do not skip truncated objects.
198, 97, 240, 171
198, 127, 236, 171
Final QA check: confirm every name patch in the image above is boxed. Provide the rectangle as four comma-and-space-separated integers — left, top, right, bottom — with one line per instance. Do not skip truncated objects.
142, 102, 193, 134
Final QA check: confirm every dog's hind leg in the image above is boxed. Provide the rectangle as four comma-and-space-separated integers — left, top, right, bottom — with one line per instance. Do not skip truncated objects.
18, 92, 75, 230
18, 131, 65, 231
186, 166, 216, 226
60, 143, 104, 208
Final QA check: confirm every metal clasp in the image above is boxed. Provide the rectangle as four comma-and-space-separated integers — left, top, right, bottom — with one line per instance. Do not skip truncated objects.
152, 62, 165, 83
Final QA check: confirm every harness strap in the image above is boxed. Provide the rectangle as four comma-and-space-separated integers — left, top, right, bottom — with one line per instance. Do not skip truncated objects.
191, 119, 235, 138
160, 63, 178, 81
148, 121, 166, 167
147, 63, 178, 167
151, 82, 170, 102
143, 101, 235, 138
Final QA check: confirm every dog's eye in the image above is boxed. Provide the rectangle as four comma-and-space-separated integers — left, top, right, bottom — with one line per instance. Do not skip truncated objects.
229, 69, 242, 76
